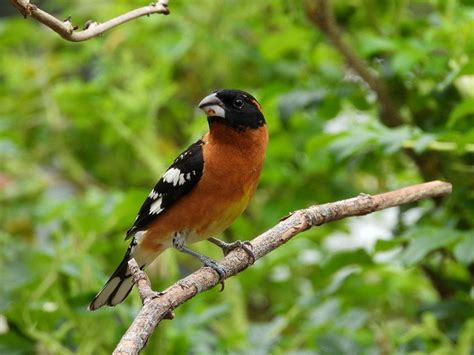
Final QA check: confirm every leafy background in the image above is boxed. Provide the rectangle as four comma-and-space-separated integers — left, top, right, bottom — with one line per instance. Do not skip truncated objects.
1, 0, 473, 354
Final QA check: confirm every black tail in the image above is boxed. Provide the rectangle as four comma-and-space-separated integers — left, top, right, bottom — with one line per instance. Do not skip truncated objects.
88, 252, 135, 311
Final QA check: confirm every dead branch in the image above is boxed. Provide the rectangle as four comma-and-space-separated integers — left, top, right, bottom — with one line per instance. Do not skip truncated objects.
114, 180, 452, 354
9, 0, 170, 42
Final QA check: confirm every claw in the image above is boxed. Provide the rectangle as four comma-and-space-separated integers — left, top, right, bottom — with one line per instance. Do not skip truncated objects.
224, 240, 255, 264
208, 237, 255, 265
199, 256, 226, 291
238, 241, 256, 264
173, 233, 227, 291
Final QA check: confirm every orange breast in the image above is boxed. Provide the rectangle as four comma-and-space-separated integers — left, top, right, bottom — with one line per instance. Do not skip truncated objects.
142, 123, 268, 251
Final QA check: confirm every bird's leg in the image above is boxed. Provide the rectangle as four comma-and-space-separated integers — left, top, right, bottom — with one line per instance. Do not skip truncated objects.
172, 233, 226, 291
207, 237, 255, 264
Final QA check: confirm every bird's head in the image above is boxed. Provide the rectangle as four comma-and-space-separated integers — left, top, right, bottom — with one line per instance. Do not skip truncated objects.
198, 89, 265, 130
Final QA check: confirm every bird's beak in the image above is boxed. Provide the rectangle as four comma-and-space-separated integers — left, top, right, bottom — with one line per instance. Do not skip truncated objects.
198, 93, 226, 118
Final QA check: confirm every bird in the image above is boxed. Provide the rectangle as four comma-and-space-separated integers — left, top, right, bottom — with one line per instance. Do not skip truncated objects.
88, 89, 268, 311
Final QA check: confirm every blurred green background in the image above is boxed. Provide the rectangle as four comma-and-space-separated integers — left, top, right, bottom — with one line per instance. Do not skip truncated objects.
1, 0, 473, 354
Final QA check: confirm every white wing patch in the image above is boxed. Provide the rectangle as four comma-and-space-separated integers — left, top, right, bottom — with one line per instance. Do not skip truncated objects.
162, 168, 181, 186
146, 168, 194, 216
162, 167, 188, 186
149, 196, 164, 214
125, 139, 204, 240
148, 189, 159, 199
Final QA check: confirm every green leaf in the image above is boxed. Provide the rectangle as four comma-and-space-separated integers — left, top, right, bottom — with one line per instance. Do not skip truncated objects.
447, 99, 474, 128
411, 133, 436, 153
399, 227, 463, 266
260, 27, 311, 60
278, 90, 325, 121
322, 250, 373, 275
379, 125, 413, 153
0, 331, 35, 355
357, 32, 396, 56
374, 238, 404, 252
458, 59, 474, 76
391, 48, 425, 74
419, 300, 474, 320
316, 333, 361, 355
309, 299, 341, 326
453, 233, 474, 264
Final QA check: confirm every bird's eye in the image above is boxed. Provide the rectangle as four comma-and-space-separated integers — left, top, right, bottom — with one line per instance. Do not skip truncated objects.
233, 98, 244, 109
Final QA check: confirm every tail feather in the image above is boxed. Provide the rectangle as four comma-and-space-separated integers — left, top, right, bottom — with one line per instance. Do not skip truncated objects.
88, 254, 135, 311
88, 236, 162, 311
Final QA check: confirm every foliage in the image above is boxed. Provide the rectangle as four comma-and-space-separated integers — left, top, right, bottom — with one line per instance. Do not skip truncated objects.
1, 0, 473, 353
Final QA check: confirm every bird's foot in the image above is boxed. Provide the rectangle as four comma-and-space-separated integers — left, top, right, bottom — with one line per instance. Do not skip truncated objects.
208, 237, 255, 264
172, 233, 226, 291
197, 254, 226, 291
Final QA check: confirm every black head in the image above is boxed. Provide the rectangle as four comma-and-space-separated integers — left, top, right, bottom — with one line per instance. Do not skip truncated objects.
198, 89, 265, 130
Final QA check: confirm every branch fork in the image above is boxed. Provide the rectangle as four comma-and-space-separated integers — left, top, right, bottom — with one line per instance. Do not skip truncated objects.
128, 259, 174, 320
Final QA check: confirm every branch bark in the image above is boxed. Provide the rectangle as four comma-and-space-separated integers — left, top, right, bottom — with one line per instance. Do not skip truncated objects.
114, 180, 452, 354
9, 0, 170, 42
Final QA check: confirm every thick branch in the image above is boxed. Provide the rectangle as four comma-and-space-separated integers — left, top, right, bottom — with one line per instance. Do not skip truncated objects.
9, 0, 170, 42
114, 180, 452, 354
306, 0, 402, 127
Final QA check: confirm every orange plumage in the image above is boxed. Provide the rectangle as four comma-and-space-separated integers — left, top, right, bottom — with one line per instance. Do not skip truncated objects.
89, 89, 268, 310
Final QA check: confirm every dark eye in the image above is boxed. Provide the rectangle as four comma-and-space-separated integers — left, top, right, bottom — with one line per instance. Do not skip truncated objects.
233, 98, 244, 109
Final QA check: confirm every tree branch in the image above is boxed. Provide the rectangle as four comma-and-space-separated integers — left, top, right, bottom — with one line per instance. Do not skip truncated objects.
114, 180, 452, 354
306, 0, 402, 127
9, 0, 170, 42
306, 0, 446, 182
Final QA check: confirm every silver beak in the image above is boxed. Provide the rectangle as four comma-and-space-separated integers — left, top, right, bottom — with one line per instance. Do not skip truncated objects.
198, 93, 226, 118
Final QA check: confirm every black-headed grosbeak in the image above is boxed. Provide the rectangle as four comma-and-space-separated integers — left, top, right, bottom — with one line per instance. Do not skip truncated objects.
89, 89, 268, 310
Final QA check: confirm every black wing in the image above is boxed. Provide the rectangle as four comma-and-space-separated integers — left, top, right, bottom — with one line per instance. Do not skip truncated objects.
125, 139, 204, 239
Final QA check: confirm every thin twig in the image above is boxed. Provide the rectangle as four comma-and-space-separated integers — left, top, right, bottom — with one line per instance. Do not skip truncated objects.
114, 180, 452, 354
9, 0, 170, 42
